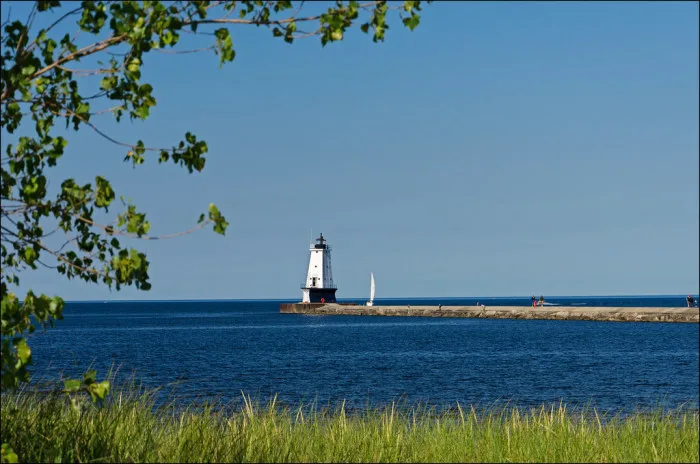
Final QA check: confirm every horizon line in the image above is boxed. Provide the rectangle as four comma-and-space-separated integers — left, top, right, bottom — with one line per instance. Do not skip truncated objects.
62, 294, 698, 303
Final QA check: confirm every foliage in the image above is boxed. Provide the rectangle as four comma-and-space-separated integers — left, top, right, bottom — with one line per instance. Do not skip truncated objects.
0, 443, 18, 464
1, 389, 698, 463
0, 0, 429, 393
62, 369, 110, 408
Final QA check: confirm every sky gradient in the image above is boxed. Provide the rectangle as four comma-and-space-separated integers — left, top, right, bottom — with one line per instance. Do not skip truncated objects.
4, 1, 699, 300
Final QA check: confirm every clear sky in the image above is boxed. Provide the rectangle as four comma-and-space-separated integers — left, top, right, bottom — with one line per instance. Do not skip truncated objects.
4, 1, 699, 300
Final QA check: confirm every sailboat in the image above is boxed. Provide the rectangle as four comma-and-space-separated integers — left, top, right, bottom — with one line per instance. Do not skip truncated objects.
366, 272, 375, 307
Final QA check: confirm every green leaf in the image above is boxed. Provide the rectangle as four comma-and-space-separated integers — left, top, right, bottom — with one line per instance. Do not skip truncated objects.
127, 58, 141, 73
162, 30, 174, 45
94, 176, 115, 208
76, 102, 89, 114
83, 369, 97, 385
214, 28, 235, 66
404, 0, 418, 13
21, 65, 36, 76
63, 378, 81, 392
37, 1, 61, 12
207, 203, 228, 235
23, 248, 37, 266
13, 338, 31, 366
403, 14, 420, 31
1, 443, 19, 464
213, 217, 229, 235
133, 105, 150, 119
208, 203, 219, 217
87, 380, 110, 402
100, 76, 117, 90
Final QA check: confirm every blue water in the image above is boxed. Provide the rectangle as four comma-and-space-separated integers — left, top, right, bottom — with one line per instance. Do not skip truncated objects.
26, 296, 699, 413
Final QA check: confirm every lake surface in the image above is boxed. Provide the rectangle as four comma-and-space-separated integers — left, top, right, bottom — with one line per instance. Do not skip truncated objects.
27, 296, 699, 413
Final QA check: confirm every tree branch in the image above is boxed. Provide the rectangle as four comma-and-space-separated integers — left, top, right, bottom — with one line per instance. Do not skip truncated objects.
35, 239, 106, 277
153, 45, 216, 55
1, 4, 11, 28
27, 33, 129, 86
72, 212, 213, 241
185, 1, 383, 28
24, 6, 83, 54
41, 103, 203, 155
55, 64, 124, 77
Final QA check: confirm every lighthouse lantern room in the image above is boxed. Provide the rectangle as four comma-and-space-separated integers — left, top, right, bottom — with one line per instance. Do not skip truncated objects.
301, 233, 337, 303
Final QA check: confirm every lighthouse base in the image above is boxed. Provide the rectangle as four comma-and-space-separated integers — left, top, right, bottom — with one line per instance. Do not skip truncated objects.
301, 288, 337, 303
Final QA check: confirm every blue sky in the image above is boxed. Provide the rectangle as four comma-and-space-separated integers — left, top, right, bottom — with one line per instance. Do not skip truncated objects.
4, 1, 699, 300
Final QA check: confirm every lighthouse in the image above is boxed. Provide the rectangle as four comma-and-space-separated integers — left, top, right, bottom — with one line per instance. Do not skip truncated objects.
301, 233, 337, 303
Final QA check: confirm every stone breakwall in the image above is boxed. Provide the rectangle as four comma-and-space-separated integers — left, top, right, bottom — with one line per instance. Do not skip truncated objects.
279, 304, 699, 323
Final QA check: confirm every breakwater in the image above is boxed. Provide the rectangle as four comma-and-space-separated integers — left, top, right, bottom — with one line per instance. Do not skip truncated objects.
280, 303, 699, 323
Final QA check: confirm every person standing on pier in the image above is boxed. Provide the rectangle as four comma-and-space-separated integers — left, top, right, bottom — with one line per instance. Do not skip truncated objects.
531, 296, 537, 308
539, 295, 545, 307
687, 295, 696, 308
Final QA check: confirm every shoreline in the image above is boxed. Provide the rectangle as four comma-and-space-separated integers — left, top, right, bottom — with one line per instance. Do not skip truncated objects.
280, 303, 700, 323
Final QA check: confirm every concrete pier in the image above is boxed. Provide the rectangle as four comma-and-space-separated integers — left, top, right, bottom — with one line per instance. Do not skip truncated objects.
280, 303, 699, 323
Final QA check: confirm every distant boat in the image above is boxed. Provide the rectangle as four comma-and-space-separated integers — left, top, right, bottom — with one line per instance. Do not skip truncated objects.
366, 272, 375, 307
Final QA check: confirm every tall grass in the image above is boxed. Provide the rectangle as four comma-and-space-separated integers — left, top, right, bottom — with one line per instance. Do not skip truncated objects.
1, 387, 698, 463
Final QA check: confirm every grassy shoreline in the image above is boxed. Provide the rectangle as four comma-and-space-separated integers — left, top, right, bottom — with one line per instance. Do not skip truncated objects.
2, 389, 698, 463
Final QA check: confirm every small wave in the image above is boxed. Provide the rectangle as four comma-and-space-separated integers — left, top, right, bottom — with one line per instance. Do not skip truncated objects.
542, 302, 560, 306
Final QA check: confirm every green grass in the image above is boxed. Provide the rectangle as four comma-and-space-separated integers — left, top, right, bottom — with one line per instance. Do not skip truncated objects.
1, 388, 698, 463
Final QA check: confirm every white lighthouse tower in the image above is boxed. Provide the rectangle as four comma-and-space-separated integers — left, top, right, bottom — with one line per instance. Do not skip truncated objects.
301, 233, 337, 303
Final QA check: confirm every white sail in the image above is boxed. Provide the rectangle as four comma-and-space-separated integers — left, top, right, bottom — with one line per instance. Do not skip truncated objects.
366, 272, 375, 306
